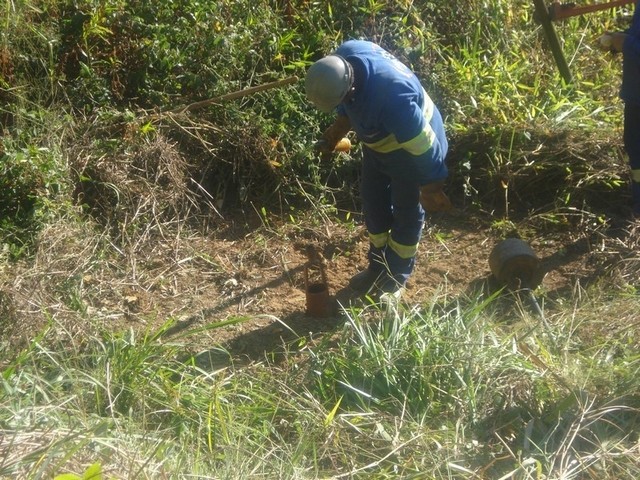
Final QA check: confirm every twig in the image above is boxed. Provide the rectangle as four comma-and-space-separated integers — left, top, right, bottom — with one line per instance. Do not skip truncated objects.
147, 76, 299, 120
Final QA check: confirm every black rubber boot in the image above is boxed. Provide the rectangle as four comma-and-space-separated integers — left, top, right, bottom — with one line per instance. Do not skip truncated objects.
348, 268, 384, 292
378, 274, 405, 294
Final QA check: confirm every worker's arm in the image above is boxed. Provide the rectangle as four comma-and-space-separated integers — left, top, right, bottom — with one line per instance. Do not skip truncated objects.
317, 114, 351, 153
381, 91, 448, 181
381, 92, 432, 156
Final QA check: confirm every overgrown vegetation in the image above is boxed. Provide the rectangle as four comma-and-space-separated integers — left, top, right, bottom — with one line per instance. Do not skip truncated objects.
1, 0, 639, 478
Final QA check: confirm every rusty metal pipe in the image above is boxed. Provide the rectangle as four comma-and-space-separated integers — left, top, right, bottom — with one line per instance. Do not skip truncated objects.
304, 246, 333, 317
549, 0, 635, 21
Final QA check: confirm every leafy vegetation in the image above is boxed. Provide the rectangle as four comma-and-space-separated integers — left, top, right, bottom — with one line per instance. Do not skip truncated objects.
1, 0, 639, 478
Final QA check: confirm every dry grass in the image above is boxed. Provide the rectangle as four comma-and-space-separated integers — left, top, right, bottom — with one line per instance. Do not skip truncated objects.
606, 221, 640, 286
70, 132, 198, 237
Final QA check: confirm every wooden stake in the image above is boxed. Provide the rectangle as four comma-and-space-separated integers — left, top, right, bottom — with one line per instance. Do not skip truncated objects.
154, 75, 299, 117
533, 0, 574, 84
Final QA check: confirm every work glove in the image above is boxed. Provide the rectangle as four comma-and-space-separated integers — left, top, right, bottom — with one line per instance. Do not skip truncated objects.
316, 115, 352, 154
420, 181, 455, 214
598, 31, 626, 53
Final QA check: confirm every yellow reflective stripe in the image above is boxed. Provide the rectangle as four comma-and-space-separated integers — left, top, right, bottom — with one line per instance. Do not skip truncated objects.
365, 133, 401, 153
403, 90, 436, 155
363, 89, 436, 155
388, 237, 418, 259
369, 231, 389, 248
632, 169, 640, 182
401, 127, 436, 156
423, 90, 435, 119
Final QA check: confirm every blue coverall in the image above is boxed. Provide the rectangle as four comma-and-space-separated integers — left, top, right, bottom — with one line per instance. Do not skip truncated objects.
622, 1, 640, 215
334, 40, 448, 285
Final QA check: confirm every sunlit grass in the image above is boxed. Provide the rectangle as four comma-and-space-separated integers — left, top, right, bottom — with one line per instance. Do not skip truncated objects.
1, 289, 638, 478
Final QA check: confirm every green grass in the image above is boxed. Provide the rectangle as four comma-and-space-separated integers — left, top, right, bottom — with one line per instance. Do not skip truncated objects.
1, 294, 639, 478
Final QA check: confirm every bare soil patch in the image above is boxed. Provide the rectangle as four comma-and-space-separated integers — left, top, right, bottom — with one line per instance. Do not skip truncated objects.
71, 207, 634, 367
2, 131, 639, 366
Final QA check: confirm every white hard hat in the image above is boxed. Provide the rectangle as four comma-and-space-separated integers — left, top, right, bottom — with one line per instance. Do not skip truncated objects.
305, 55, 353, 113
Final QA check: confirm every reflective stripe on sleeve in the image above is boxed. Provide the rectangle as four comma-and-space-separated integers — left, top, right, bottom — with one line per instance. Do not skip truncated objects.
363, 89, 436, 155
364, 132, 402, 153
388, 237, 418, 259
400, 126, 436, 156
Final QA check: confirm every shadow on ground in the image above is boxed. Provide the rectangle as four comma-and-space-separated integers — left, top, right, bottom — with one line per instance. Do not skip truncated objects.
176, 281, 376, 371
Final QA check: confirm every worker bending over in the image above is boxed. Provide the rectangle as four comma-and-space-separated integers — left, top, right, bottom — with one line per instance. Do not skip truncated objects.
305, 40, 452, 297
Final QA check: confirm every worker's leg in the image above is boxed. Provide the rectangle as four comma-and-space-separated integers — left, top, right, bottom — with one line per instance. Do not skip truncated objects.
385, 176, 424, 286
359, 172, 423, 289
360, 148, 393, 268
352, 148, 423, 292
376, 107, 448, 284
624, 102, 640, 216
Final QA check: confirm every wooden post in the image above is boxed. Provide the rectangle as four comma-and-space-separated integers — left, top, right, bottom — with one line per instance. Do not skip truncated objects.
533, 0, 574, 84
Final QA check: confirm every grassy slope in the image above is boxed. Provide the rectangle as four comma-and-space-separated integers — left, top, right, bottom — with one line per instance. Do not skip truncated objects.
1, 0, 639, 478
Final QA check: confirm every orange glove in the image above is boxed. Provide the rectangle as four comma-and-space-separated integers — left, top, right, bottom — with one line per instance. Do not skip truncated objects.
598, 31, 627, 53
317, 115, 351, 153
420, 181, 454, 213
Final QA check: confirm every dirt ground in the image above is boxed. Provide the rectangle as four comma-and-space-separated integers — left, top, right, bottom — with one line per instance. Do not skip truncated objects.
109, 206, 632, 367
0, 129, 620, 367
2, 177, 637, 368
